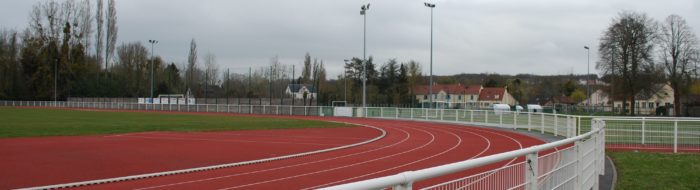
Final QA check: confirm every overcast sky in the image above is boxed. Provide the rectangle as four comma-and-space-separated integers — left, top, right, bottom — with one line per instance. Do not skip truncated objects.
1, 0, 699, 79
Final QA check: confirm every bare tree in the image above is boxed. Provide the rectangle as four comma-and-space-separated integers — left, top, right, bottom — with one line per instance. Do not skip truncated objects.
95, 0, 103, 67
186, 38, 197, 92
657, 15, 700, 116
77, 0, 92, 52
115, 42, 148, 96
204, 53, 219, 87
597, 11, 661, 115
105, 0, 117, 70
302, 53, 311, 83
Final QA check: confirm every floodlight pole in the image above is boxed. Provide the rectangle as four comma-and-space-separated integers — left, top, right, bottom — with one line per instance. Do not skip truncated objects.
584, 46, 590, 110
54, 58, 58, 103
149, 40, 158, 99
425, 2, 435, 108
360, 4, 369, 109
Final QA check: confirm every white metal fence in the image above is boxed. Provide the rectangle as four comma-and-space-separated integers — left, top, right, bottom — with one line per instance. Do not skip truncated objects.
320, 119, 606, 190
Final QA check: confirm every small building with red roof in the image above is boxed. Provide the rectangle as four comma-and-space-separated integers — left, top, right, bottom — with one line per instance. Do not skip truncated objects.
477, 87, 518, 108
413, 83, 518, 108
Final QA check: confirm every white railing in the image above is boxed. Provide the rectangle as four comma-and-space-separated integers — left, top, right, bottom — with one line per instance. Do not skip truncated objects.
320, 119, 606, 190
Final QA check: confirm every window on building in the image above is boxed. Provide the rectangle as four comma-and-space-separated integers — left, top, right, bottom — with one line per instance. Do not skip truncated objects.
470, 95, 474, 100
447, 94, 451, 99
424, 95, 427, 99
648, 102, 654, 108
458, 95, 462, 100
641, 102, 646, 108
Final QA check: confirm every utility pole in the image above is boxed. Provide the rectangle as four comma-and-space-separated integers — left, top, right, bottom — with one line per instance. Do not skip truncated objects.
360, 3, 370, 108
584, 46, 591, 111
226, 68, 230, 105
292, 65, 295, 106
248, 67, 252, 105
425, 2, 436, 108
54, 58, 58, 103
148, 40, 158, 99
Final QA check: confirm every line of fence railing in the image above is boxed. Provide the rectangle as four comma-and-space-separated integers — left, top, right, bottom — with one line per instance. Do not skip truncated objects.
320, 119, 606, 190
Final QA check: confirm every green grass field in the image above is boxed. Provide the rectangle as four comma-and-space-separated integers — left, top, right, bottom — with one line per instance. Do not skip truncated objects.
609, 152, 700, 190
0, 107, 351, 138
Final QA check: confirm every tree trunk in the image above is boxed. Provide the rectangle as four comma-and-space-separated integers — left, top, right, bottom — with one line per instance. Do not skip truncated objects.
673, 89, 681, 116
629, 96, 636, 116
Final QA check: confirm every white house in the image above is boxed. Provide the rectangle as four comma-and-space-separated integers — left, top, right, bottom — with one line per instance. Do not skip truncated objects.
285, 84, 316, 99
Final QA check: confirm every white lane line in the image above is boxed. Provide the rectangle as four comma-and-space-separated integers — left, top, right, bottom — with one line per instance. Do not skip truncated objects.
302, 123, 481, 190
18, 123, 385, 190
446, 127, 526, 190
214, 125, 437, 190
132, 126, 412, 190
178, 132, 370, 140
111, 135, 348, 146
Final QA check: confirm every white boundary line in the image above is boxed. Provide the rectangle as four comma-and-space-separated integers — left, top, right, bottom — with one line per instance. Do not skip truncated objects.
18, 122, 386, 190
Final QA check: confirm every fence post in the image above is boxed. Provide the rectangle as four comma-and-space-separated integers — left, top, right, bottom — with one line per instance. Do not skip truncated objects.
641, 117, 646, 145
411, 108, 414, 120
499, 112, 503, 126
528, 112, 532, 131
513, 112, 517, 128
425, 109, 428, 120
574, 140, 582, 190
674, 120, 678, 153
578, 116, 581, 136
396, 107, 399, 119
470, 110, 473, 123
380, 108, 384, 118
541, 113, 545, 134
455, 110, 459, 122
440, 109, 444, 121
525, 152, 539, 190
554, 115, 558, 136
485, 111, 489, 123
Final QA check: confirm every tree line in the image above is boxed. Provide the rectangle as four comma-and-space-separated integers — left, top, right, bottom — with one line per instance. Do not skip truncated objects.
1, 1, 698, 115
597, 12, 699, 116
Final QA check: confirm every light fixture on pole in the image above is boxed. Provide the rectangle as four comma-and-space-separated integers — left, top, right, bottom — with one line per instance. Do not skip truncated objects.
584, 46, 590, 109
148, 40, 158, 99
424, 2, 435, 108
360, 3, 370, 109
344, 59, 349, 103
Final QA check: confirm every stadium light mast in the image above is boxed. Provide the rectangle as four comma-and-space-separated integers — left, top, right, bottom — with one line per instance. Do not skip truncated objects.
584, 46, 590, 110
148, 40, 158, 99
424, 2, 435, 108
360, 3, 370, 109
54, 58, 58, 104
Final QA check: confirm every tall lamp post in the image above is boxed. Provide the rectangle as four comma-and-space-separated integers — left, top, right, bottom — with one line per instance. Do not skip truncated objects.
360, 3, 370, 108
424, 2, 435, 108
584, 46, 590, 109
343, 59, 349, 103
148, 40, 158, 99
54, 58, 58, 104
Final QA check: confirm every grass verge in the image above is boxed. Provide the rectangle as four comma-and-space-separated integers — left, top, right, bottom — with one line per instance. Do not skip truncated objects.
609, 151, 700, 190
0, 107, 351, 138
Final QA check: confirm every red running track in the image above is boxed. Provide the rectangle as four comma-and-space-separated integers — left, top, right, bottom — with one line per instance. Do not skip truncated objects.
1, 110, 545, 190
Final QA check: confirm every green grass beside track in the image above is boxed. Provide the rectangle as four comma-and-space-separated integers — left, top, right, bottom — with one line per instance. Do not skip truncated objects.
0, 107, 351, 138
609, 152, 700, 190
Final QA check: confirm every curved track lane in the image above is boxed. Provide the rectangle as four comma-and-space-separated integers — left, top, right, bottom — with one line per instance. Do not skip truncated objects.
82, 116, 545, 190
